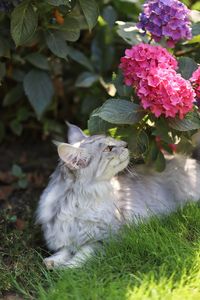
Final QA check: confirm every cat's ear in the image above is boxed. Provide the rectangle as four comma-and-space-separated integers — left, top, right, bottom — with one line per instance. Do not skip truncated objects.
58, 143, 91, 170
66, 122, 87, 144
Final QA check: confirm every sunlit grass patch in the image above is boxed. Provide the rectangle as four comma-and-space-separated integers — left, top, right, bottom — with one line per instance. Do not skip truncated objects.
36, 203, 200, 300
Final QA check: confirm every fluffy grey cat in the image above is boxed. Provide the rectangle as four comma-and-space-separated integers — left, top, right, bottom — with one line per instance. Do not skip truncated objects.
36, 123, 200, 269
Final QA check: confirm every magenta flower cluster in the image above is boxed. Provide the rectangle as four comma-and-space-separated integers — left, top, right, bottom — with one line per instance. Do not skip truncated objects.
137, 68, 195, 118
119, 43, 195, 119
137, 0, 192, 47
119, 43, 177, 87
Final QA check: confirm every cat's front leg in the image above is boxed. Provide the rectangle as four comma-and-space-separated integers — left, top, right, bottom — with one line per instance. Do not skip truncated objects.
50, 244, 97, 269
44, 244, 97, 269
44, 247, 72, 269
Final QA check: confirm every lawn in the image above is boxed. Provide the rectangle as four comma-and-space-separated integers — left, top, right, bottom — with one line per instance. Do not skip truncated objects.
1, 203, 200, 300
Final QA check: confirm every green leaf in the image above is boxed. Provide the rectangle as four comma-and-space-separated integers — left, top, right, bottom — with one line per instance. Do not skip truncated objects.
92, 99, 144, 125
79, 0, 99, 31
3, 84, 24, 107
23, 69, 54, 118
25, 53, 49, 70
168, 112, 200, 131
12, 164, 23, 177
147, 141, 159, 162
116, 21, 149, 45
11, 2, 38, 46
12, 69, 26, 82
18, 178, 28, 189
59, 17, 80, 42
113, 71, 133, 98
88, 114, 114, 135
102, 5, 117, 28
152, 119, 173, 144
192, 3, 200, 10
66, 46, 94, 71
178, 57, 198, 80
75, 72, 99, 87
17, 107, 32, 122
10, 120, 23, 136
45, 31, 68, 59
81, 95, 102, 115
155, 151, 166, 172
188, 35, 200, 44
46, 0, 71, 6
192, 22, 200, 36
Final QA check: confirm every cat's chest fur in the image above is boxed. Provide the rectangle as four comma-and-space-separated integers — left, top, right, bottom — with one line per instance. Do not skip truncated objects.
37, 174, 121, 251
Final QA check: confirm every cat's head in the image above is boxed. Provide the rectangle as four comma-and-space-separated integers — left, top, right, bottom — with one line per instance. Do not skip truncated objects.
56, 123, 129, 181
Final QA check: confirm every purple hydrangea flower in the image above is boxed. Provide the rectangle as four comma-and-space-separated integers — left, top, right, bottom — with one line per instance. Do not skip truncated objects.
0, 0, 22, 12
137, 0, 192, 47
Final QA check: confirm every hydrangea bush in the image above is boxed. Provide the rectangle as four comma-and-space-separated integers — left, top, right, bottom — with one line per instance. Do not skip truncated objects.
88, 0, 200, 171
0, 0, 200, 171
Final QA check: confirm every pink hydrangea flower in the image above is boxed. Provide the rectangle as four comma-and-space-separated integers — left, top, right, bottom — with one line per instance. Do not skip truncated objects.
137, 68, 195, 119
119, 43, 177, 87
190, 67, 200, 99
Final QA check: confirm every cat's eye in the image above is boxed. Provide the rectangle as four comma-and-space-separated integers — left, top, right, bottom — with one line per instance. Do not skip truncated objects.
103, 145, 114, 152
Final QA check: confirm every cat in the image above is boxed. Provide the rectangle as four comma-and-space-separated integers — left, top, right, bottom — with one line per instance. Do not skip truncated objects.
36, 123, 200, 269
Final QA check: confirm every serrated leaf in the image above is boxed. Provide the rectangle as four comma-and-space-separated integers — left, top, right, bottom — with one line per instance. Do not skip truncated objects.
11, 2, 38, 46
93, 99, 144, 125
46, 0, 71, 6
168, 112, 200, 131
79, 0, 99, 31
116, 21, 149, 45
45, 31, 68, 59
23, 69, 54, 118
178, 57, 198, 80
75, 72, 99, 87
25, 53, 49, 70
3, 84, 24, 107
66, 46, 94, 71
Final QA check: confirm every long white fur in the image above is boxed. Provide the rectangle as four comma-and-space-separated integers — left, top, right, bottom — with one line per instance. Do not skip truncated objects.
36, 124, 200, 269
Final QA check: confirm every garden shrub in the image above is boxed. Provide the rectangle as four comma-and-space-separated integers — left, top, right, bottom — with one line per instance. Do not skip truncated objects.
0, 0, 200, 170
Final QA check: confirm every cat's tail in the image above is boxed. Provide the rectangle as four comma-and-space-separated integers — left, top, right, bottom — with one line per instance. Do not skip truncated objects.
192, 131, 200, 161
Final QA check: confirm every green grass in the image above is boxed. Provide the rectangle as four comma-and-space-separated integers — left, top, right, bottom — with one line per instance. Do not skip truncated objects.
2, 203, 200, 299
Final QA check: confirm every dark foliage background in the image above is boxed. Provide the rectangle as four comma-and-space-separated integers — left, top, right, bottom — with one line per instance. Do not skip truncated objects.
0, 0, 198, 141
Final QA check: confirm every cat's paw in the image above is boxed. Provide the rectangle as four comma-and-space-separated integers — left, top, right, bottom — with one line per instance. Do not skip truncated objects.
43, 258, 55, 269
